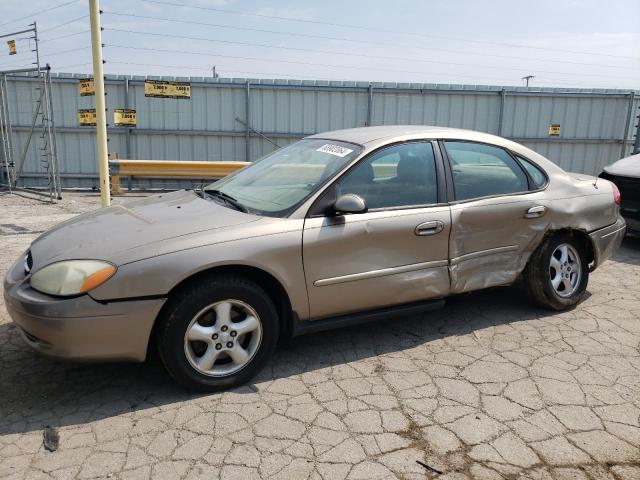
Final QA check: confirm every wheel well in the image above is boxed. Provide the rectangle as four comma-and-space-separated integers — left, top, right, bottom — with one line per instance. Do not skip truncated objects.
147, 265, 293, 359
544, 228, 595, 265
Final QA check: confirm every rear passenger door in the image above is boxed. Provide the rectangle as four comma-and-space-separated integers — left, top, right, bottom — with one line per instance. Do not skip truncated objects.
442, 140, 549, 293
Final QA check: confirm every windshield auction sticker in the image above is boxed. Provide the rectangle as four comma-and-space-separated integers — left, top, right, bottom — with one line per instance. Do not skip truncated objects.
316, 144, 354, 157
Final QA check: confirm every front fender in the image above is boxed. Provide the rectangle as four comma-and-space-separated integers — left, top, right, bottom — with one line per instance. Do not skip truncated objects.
89, 226, 309, 320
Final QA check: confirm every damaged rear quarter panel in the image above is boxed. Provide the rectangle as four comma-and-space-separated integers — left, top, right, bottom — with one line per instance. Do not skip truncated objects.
448, 174, 616, 293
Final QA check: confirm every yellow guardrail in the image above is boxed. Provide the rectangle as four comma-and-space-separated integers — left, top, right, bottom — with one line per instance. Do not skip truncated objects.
109, 159, 249, 194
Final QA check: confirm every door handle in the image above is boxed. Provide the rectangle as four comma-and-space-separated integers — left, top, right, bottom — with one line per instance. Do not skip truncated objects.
524, 205, 546, 219
415, 220, 444, 236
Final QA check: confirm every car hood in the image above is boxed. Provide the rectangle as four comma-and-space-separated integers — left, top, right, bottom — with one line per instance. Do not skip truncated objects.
603, 153, 640, 179
29, 190, 261, 269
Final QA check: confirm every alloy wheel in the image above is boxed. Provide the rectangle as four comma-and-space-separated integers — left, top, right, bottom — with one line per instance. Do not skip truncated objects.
183, 299, 262, 377
549, 243, 582, 298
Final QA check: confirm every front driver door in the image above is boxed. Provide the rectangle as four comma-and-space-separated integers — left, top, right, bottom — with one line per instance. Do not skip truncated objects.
302, 141, 451, 320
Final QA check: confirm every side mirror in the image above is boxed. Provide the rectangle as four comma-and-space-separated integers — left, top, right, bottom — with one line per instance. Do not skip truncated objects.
334, 194, 367, 214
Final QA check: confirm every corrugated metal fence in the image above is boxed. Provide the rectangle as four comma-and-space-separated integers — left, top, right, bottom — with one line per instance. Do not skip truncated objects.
2, 73, 639, 189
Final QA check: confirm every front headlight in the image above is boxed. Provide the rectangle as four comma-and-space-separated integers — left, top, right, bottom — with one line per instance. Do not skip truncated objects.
30, 260, 116, 296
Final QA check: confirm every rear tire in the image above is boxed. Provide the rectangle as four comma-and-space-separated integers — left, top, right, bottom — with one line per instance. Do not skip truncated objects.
524, 233, 588, 310
157, 275, 279, 391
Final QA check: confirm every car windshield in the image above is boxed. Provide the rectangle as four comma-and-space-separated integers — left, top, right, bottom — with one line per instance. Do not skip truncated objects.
206, 139, 362, 216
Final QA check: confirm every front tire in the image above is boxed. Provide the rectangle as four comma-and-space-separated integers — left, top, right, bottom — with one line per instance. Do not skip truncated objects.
157, 275, 279, 391
524, 233, 589, 310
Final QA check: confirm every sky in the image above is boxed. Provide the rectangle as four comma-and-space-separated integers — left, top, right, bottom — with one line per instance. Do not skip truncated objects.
0, 0, 639, 89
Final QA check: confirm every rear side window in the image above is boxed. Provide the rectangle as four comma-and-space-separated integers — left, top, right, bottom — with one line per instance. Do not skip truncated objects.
444, 141, 529, 201
517, 156, 547, 189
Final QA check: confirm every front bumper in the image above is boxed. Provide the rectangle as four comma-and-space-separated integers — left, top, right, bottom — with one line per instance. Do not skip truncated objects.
589, 216, 626, 270
3, 256, 166, 362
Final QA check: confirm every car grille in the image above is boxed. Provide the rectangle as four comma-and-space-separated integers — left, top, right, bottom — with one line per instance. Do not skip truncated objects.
599, 172, 640, 220
24, 250, 33, 274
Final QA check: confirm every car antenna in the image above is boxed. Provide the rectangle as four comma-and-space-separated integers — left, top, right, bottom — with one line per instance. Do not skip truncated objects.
593, 175, 598, 189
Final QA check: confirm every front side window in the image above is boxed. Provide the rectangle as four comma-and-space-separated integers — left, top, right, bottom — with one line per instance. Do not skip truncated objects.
336, 142, 438, 210
208, 139, 361, 216
445, 141, 529, 201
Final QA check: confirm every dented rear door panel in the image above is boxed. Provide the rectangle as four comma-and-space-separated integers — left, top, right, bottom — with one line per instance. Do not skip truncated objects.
449, 191, 549, 293
448, 176, 617, 294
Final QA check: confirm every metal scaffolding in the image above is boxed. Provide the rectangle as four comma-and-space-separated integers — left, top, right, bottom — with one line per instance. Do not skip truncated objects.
0, 23, 61, 200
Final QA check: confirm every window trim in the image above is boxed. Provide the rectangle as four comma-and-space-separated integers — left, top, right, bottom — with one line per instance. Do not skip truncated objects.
307, 140, 447, 218
439, 139, 548, 204
510, 152, 550, 191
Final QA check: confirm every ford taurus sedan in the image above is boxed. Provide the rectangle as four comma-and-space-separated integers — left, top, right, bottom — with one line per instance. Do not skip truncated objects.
4, 126, 626, 390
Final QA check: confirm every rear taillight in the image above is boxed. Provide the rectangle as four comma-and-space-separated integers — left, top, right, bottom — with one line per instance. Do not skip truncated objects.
610, 181, 621, 206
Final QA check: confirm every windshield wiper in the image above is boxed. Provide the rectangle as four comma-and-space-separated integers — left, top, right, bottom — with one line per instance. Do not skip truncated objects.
203, 189, 248, 213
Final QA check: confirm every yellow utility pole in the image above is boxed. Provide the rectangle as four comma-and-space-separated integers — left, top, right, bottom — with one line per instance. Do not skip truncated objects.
88, 0, 110, 207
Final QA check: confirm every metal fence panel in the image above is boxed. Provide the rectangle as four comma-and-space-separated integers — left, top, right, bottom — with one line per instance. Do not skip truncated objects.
1, 73, 637, 189
505, 95, 627, 139
371, 91, 502, 134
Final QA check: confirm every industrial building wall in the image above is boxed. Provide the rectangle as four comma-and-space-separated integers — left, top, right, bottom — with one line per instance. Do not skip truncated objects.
2, 73, 638, 189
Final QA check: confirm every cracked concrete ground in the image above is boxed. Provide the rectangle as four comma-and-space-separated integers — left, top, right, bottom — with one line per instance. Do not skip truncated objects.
1, 191, 639, 480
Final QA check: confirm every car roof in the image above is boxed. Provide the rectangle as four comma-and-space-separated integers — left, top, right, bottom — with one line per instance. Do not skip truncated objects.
308, 125, 506, 146
306, 125, 566, 175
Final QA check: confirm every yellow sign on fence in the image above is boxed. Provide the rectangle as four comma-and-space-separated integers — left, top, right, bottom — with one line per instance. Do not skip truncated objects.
114, 109, 137, 127
78, 109, 97, 126
79, 78, 95, 96
548, 124, 561, 136
7, 40, 16, 55
172, 82, 191, 98
144, 80, 191, 99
